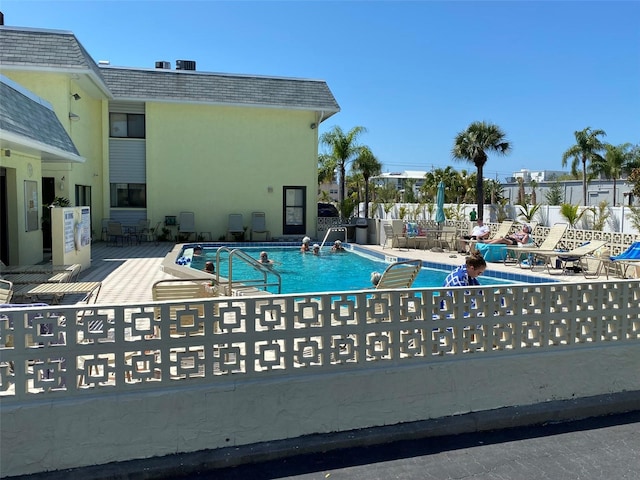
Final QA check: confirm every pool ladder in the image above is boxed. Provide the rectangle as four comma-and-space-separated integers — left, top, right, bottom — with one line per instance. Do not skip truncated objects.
214, 247, 281, 295
319, 226, 348, 250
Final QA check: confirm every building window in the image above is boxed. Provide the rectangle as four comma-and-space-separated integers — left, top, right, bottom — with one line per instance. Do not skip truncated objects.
109, 113, 145, 138
110, 183, 146, 208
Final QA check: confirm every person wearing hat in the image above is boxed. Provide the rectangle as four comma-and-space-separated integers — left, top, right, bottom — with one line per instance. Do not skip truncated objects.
300, 236, 311, 252
331, 239, 345, 252
312, 244, 320, 255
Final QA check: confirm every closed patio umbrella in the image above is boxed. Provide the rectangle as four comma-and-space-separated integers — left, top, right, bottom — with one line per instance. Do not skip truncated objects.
435, 181, 446, 224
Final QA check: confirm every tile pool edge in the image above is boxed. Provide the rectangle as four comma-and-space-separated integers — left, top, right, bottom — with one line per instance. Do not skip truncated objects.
162, 242, 556, 286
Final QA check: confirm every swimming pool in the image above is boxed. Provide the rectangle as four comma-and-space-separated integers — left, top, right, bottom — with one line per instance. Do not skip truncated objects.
185, 245, 513, 294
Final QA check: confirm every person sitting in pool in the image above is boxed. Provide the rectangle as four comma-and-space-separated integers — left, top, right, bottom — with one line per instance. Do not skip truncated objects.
193, 245, 203, 256
312, 244, 320, 255
481, 224, 531, 246
331, 240, 345, 252
301, 236, 311, 252
370, 271, 382, 287
443, 251, 487, 287
203, 261, 215, 273
259, 251, 276, 265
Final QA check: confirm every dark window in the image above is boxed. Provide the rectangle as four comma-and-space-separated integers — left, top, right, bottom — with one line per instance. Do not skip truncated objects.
110, 113, 145, 138
283, 186, 306, 235
110, 183, 146, 208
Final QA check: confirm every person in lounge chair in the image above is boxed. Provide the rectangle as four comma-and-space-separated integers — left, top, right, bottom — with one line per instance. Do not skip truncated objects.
482, 224, 531, 246
458, 220, 490, 253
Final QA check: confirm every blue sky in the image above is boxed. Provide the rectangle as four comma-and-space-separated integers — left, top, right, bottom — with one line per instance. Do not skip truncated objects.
3, 1, 639, 181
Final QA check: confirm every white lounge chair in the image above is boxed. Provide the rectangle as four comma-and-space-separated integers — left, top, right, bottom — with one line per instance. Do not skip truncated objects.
0, 279, 14, 304
504, 223, 568, 267
375, 259, 422, 289
250, 212, 270, 241
532, 240, 609, 275
177, 211, 196, 242
227, 214, 245, 241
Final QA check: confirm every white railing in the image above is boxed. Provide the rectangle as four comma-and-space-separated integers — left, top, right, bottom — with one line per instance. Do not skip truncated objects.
2, 280, 639, 404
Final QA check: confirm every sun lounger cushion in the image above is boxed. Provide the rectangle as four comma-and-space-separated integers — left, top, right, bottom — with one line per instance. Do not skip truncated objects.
476, 243, 508, 263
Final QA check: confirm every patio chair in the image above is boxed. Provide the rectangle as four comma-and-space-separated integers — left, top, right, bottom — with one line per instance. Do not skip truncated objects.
0, 279, 14, 304
227, 214, 245, 241
177, 211, 196, 242
142, 221, 162, 245
504, 223, 568, 267
532, 240, 609, 275
382, 224, 408, 250
106, 221, 132, 247
250, 212, 270, 241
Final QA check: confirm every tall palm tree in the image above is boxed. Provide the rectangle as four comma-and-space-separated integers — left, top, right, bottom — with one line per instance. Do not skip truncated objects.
353, 147, 382, 218
452, 121, 511, 221
317, 153, 337, 186
320, 126, 367, 206
561, 127, 606, 206
590, 143, 638, 206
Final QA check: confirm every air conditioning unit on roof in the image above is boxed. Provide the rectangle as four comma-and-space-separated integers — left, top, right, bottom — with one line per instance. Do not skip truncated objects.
176, 60, 196, 71
155, 61, 171, 69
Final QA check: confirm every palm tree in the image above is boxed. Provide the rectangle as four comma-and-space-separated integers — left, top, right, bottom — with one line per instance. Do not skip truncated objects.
561, 127, 606, 206
452, 121, 511, 221
529, 179, 538, 205
590, 143, 638, 206
320, 126, 367, 206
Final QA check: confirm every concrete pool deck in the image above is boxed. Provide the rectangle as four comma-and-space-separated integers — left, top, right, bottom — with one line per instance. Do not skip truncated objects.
67, 240, 611, 306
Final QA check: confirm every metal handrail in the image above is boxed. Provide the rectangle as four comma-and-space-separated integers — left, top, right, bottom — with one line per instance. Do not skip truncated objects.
215, 247, 281, 294
319, 226, 348, 250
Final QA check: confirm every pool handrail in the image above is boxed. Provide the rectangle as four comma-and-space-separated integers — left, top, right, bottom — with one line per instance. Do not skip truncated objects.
319, 226, 348, 250
214, 246, 281, 294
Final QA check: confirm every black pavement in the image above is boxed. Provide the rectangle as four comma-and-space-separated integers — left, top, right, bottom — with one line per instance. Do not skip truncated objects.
187, 410, 640, 480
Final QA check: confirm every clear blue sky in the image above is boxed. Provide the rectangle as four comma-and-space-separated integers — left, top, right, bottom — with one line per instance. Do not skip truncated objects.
3, 1, 639, 181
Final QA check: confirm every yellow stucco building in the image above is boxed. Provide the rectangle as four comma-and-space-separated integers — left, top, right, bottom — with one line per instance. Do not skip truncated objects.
0, 25, 339, 265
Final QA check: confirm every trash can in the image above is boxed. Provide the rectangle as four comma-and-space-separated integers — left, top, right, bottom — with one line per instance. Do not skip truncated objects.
355, 218, 368, 244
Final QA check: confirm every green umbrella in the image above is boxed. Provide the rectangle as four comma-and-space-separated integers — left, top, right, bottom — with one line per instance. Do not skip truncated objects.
435, 181, 446, 224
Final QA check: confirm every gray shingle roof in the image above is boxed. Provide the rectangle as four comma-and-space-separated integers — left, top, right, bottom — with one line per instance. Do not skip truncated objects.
0, 26, 340, 117
0, 76, 82, 161
100, 67, 340, 115
0, 26, 106, 84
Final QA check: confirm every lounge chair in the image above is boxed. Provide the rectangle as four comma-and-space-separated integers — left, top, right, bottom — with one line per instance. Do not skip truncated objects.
0, 279, 14, 304
374, 259, 422, 289
531, 240, 609, 275
227, 214, 245, 240
598, 241, 640, 279
504, 223, 569, 267
250, 212, 270, 241
151, 278, 219, 336
463, 220, 514, 253
177, 211, 196, 242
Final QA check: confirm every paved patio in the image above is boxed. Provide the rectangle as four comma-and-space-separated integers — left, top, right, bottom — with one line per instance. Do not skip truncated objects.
66, 240, 605, 305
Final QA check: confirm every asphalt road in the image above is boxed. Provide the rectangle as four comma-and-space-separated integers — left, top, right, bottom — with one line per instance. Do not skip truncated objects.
184, 411, 640, 480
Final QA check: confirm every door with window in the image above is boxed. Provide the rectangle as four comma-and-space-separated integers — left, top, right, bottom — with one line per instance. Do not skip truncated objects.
282, 186, 306, 235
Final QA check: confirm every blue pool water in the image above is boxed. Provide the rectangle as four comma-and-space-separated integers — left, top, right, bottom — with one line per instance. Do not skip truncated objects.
187, 246, 512, 294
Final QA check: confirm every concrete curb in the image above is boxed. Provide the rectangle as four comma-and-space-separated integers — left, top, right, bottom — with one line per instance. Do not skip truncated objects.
9, 390, 640, 480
